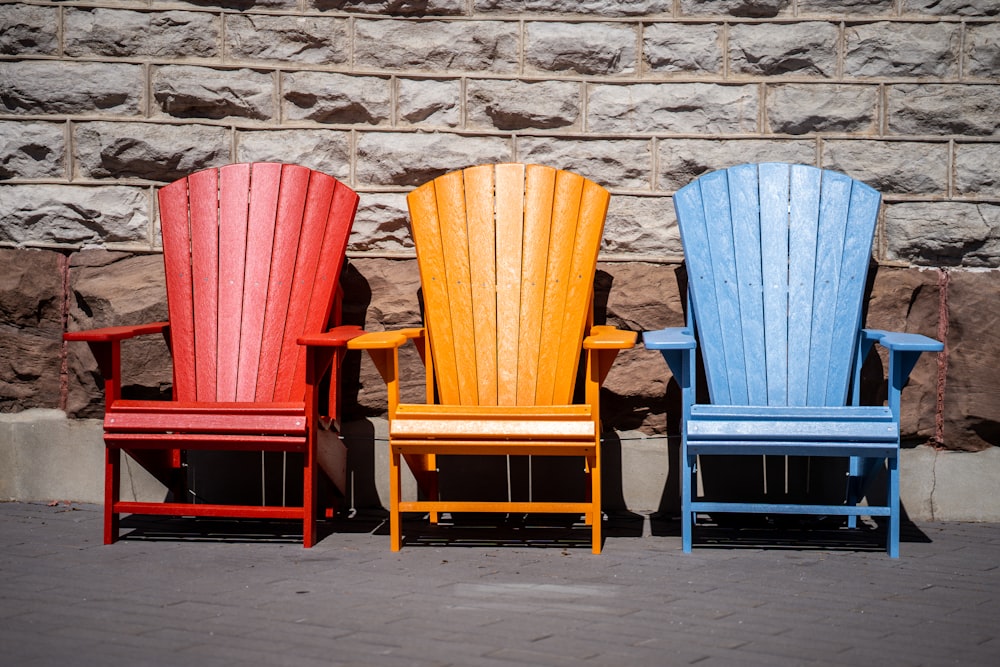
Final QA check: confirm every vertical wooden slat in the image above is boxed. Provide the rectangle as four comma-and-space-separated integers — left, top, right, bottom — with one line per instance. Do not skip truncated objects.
217, 163, 251, 401
827, 180, 880, 405
807, 170, 852, 406
157, 177, 197, 402
256, 164, 310, 401
188, 169, 220, 401
494, 163, 525, 406
517, 165, 556, 405
535, 169, 583, 405
552, 178, 609, 404
236, 162, 282, 402
786, 164, 822, 406
464, 165, 499, 406
758, 162, 791, 406
727, 164, 767, 404
408, 180, 461, 404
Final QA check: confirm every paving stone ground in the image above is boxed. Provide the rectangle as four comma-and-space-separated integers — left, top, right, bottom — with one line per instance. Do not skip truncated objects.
2, 502, 999, 666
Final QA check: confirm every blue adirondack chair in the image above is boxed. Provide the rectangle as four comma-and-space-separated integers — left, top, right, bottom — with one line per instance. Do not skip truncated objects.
644, 163, 942, 557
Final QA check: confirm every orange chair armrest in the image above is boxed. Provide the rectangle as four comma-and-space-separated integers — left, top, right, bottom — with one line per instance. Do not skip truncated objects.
583, 325, 637, 350
63, 321, 169, 343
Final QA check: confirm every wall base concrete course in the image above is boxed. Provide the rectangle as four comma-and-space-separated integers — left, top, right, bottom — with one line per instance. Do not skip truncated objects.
4, 411, 998, 523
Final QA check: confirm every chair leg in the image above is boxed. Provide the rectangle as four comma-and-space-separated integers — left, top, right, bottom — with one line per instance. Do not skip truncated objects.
846, 455, 862, 529
104, 446, 120, 545
303, 445, 317, 548
682, 452, 695, 553
590, 453, 602, 554
390, 448, 402, 552
888, 456, 900, 558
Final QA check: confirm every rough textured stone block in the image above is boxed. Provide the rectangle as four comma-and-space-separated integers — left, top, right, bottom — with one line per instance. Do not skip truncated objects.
643, 23, 723, 76
475, 0, 668, 15
356, 132, 511, 186
65, 7, 219, 58
888, 84, 1000, 136
603, 196, 682, 258
657, 139, 816, 192
955, 143, 1000, 196
515, 137, 653, 190
235, 130, 351, 181
225, 14, 348, 64
589, 83, 759, 134
844, 22, 960, 78
885, 202, 1000, 268
283, 72, 391, 125
964, 23, 1000, 79
729, 22, 838, 78
0, 185, 149, 247
467, 79, 581, 131
525, 22, 638, 76
397, 79, 461, 128
863, 267, 942, 443
0, 61, 142, 117
679, 0, 792, 17
0, 249, 63, 412
350, 193, 414, 253
902, 0, 999, 16
311, 0, 465, 14
74, 122, 231, 182
1, 3, 59, 55
942, 270, 1000, 451
799, 0, 894, 14
766, 83, 877, 134
821, 140, 949, 195
0, 121, 65, 179
153, 66, 274, 121
65, 251, 171, 418
355, 20, 518, 73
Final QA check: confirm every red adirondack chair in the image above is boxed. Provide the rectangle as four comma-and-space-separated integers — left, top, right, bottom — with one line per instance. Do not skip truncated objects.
64, 163, 361, 546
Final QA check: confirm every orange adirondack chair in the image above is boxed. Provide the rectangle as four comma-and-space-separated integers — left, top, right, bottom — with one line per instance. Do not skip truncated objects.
341, 163, 636, 552
64, 162, 361, 547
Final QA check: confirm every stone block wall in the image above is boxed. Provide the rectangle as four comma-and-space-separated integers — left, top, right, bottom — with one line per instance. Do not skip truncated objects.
2, 0, 999, 455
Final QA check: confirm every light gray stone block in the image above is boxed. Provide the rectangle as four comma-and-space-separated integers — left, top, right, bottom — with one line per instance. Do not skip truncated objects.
283, 72, 391, 125
885, 202, 1000, 268
603, 195, 681, 257
153, 66, 274, 121
588, 83, 759, 134
729, 22, 838, 78
0, 3, 59, 55
679, 0, 792, 18
351, 193, 414, 253
355, 20, 518, 73
0, 61, 143, 117
799, 0, 894, 14
844, 22, 961, 78
821, 140, 949, 195
236, 130, 351, 181
0, 185, 150, 247
397, 79, 462, 128
65, 7, 219, 58
74, 122, 231, 182
356, 132, 511, 186
901, 0, 1000, 16
643, 23, 723, 77
475, 0, 669, 16
888, 84, 1000, 136
0, 121, 65, 179
964, 23, 1000, 79
312, 0, 465, 14
467, 79, 581, 131
955, 143, 1000, 196
525, 22, 638, 76
515, 137, 653, 190
657, 139, 816, 192
766, 83, 878, 134
225, 14, 348, 65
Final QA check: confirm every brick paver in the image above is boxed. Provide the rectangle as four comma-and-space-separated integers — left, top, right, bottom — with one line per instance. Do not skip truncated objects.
2, 502, 999, 666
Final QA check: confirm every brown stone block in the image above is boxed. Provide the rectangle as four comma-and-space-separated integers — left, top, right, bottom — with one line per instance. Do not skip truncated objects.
0, 249, 64, 412
942, 270, 1000, 451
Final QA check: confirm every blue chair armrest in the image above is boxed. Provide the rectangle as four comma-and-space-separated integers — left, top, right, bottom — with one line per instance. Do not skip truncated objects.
863, 329, 943, 353
642, 327, 696, 350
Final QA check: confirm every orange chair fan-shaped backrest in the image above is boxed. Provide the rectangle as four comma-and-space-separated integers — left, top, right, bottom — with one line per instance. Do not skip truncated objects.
156, 162, 359, 404
406, 163, 611, 407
